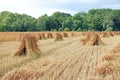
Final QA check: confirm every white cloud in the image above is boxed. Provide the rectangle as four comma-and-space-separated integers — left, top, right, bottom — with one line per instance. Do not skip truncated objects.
77, 0, 99, 4
0, 0, 76, 18
29, 8, 76, 18
56, 0, 71, 3
0, 0, 120, 18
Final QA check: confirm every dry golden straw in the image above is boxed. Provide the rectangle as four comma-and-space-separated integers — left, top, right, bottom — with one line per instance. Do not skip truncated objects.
14, 33, 41, 57
101, 53, 118, 61
96, 62, 115, 76
2, 69, 43, 80
47, 33, 53, 39
54, 33, 63, 41
63, 33, 68, 37
81, 33, 105, 46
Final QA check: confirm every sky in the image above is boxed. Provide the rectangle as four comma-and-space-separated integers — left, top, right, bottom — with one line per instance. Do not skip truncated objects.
0, 0, 120, 18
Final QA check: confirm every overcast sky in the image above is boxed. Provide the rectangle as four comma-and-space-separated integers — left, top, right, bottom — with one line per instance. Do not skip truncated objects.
0, 0, 120, 18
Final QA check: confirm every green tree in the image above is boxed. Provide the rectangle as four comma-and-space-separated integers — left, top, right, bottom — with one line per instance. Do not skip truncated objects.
36, 14, 48, 31
62, 17, 73, 31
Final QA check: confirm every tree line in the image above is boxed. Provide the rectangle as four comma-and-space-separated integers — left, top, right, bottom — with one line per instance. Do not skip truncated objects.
0, 9, 120, 32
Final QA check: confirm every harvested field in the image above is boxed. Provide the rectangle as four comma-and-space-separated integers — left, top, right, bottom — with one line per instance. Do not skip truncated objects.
0, 32, 120, 80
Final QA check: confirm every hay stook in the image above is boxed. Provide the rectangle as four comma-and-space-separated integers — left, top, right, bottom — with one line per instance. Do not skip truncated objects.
63, 33, 68, 37
37, 33, 42, 40
54, 33, 63, 41
80, 32, 92, 45
47, 33, 53, 39
71, 33, 75, 37
96, 62, 115, 76
81, 33, 105, 46
37, 33, 46, 40
14, 33, 41, 57
101, 32, 114, 38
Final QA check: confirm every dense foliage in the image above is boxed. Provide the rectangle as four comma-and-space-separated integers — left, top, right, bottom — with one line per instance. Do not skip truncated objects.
0, 9, 120, 31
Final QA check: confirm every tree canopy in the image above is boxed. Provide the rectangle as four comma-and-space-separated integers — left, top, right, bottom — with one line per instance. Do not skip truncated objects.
0, 9, 120, 31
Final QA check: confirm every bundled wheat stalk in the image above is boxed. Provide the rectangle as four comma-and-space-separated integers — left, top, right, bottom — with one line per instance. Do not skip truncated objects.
37, 33, 42, 40
96, 62, 115, 76
37, 33, 46, 40
41, 33, 46, 39
90, 33, 105, 45
54, 33, 63, 41
101, 32, 114, 38
18, 33, 22, 41
71, 32, 75, 37
14, 33, 41, 57
81, 32, 92, 45
108, 32, 114, 36
81, 33, 105, 46
47, 33, 53, 39
63, 33, 68, 37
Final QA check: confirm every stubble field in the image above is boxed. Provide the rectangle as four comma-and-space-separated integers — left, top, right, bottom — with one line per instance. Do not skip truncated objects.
0, 32, 120, 80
